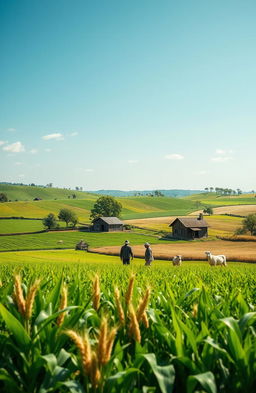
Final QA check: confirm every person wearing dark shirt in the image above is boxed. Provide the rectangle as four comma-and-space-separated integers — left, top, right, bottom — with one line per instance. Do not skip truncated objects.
120, 240, 134, 265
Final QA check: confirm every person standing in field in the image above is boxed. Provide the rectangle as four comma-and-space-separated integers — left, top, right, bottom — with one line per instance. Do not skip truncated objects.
144, 242, 154, 266
120, 240, 134, 265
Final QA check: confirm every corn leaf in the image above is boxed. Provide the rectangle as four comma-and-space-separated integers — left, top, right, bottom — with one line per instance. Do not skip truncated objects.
0, 304, 31, 347
144, 353, 175, 393
187, 371, 217, 393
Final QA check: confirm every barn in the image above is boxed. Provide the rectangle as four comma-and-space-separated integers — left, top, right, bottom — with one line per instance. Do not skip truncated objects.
169, 215, 209, 240
92, 217, 124, 232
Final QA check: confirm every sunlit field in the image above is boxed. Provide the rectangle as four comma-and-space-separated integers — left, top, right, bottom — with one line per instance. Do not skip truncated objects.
0, 250, 255, 392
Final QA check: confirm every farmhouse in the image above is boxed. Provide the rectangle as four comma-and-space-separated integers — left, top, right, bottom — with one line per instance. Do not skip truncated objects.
169, 215, 209, 240
92, 217, 124, 232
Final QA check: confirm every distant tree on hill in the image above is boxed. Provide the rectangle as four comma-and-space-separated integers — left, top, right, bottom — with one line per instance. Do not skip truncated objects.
72, 194, 77, 199
90, 196, 122, 220
43, 213, 58, 229
203, 207, 213, 215
58, 208, 78, 227
0, 193, 8, 202
154, 190, 164, 197
204, 187, 209, 192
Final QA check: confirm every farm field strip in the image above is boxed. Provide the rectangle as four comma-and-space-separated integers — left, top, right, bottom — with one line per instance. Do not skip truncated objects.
125, 214, 243, 236
0, 219, 44, 234
0, 251, 255, 392
92, 239, 256, 262
0, 230, 162, 252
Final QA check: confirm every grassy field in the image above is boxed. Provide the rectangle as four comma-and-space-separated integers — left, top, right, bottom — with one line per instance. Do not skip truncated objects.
0, 219, 44, 234
0, 251, 255, 392
0, 184, 97, 201
0, 197, 200, 221
125, 214, 243, 236
186, 192, 256, 206
0, 230, 163, 252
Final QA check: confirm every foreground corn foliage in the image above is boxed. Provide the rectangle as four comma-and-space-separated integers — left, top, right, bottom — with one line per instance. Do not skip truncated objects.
0, 261, 255, 393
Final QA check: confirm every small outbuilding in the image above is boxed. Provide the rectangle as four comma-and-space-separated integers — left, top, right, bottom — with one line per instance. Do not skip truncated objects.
75, 240, 88, 250
92, 217, 124, 232
169, 215, 209, 240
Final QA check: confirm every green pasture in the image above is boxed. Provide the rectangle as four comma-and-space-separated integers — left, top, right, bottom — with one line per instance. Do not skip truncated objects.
0, 184, 97, 201
0, 219, 44, 234
0, 230, 162, 252
0, 250, 255, 392
0, 249, 255, 295
0, 196, 199, 221
186, 192, 256, 206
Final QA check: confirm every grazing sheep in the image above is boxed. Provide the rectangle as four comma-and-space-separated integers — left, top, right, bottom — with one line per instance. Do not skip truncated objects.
57, 240, 64, 244
205, 251, 227, 266
172, 255, 182, 266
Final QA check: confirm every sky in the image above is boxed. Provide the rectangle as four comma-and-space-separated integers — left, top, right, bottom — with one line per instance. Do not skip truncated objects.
0, 0, 255, 191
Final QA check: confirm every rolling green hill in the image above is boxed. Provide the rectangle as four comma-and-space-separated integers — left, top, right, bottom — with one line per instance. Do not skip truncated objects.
0, 185, 200, 221
0, 184, 97, 201
185, 192, 256, 206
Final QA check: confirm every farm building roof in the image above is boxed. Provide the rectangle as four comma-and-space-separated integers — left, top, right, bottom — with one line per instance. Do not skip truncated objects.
93, 217, 123, 225
169, 217, 209, 228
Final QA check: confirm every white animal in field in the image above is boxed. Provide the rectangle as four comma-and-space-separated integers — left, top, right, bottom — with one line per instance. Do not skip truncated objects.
172, 255, 182, 266
57, 240, 64, 244
205, 251, 227, 266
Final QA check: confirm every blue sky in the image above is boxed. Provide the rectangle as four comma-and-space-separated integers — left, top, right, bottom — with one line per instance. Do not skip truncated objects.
0, 0, 255, 191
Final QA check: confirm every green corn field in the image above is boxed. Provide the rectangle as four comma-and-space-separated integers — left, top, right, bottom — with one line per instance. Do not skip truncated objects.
0, 258, 255, 393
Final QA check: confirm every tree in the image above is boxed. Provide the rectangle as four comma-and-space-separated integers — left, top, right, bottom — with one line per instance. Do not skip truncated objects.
90, 196, 122, 220
58, 208, 78, 227
241, 214, 256, 235
43, 213, 58, 229
0, 193, 8, 202
203, 207, 213, 215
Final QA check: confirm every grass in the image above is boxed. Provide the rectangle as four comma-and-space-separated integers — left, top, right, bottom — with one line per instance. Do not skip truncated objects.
0, 184, 98, 201
0, 230, 164, 252
0, 197, 200, 221
185, 192, 256, 206
0, 219, 44, 234
125, 214, 242, 236
0, 251, 255, 392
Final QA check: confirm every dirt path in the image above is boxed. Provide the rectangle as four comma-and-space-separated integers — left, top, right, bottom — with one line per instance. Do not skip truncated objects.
91, 240, 256, 262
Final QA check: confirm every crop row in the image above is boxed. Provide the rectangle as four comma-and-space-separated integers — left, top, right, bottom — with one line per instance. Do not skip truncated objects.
0, 261, 255, 392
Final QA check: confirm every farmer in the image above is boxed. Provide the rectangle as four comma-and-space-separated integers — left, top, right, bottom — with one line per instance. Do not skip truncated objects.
120, 240, 134, 265
144, 242, 154, 266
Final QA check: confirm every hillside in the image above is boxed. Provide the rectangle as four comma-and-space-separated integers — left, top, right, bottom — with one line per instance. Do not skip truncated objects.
0, 184, 97, 201
0, 185, 200, 221
185, 192, 256, 206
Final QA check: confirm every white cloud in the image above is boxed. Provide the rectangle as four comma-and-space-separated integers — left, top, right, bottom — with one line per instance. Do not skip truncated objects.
0, 140, 7, 146
211, 156, 232, 162
211, 148, 234, 162
84, 168, 94, 172
128, 159, 138, 164
3, 141, 25, 153
216, 148, 233, 155
7, 128, 16, 132
30, 148, 38, 154
45, 148, 52, 152
164, 153, 184, 160
42, 133, 64, 141
18, 174, 25, 178
15, 162, 23, 166
70, 131, 78, 136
